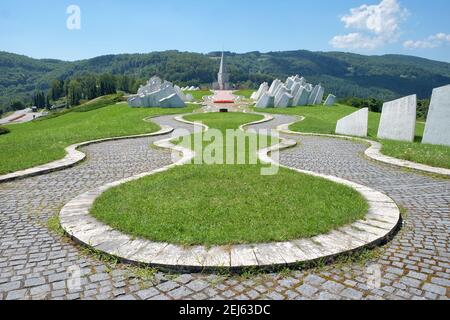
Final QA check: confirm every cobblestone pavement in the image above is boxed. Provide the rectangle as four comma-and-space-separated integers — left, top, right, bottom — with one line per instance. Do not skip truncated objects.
1, 113, 449, 300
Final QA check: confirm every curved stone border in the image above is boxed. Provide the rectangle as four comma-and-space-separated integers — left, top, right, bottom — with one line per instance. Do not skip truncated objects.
60, 114, 401, 273
239, 112, 274, 131
0, 116, 175, 183
277, 116, 450, 177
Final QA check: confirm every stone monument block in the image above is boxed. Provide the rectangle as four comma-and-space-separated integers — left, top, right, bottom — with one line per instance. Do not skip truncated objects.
422, 84, 450, 146
255, 93, 275, 108
313, 86, 324, 105
290, 83, 301, 99
252, 82, 269, 101
308, 85, 320, 105
336, 108, 369, 137
324, 94, 336, 106
377, 95, 417, 142
274, 86, 289, 105
268, 79, 281, 95
275, 93, 293, 108
292, 87, 310, 106
159, 93, 186, 108
185, 94, 194, 102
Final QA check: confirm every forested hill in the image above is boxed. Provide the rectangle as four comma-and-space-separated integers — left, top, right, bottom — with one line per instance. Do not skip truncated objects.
1, 49, 450, 110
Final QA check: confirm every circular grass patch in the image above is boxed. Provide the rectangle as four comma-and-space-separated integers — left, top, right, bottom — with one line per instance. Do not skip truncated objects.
90, 164, 368, 246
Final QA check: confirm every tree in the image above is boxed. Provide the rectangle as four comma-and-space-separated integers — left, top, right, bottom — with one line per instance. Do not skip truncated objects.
51, 79, 64, 101
67, 80, 82, 106
417, 99, 430, 120
117, 75, 132, 93
99, 74, 116, 95
10, 100, 25, 111
45, 94, 51, 108
80, 74, 98, 100
32, 91, 46, 108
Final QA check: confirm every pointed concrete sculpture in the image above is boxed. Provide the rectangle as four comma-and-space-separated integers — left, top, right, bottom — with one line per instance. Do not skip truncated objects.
255, 93, 274, 108
377, 95, 417, 142
313, 86, 324, 105
252, 82, 269, 101
185, 94, 194, 102
128, 76, 186, 108
324, 94, 336, 106
174, 85, 189, 102
268, 79, 282, 95
422, 84, 450, 146
308, 85, 320, 105
159, 93, 186, 108
290, 83, 301, 101
286, 76, 296, 90
252, 76, 334, 109
292, 87, 310, 106
275, 86, 289, 105
336, 108, 369, 137
275, 93, 293, 108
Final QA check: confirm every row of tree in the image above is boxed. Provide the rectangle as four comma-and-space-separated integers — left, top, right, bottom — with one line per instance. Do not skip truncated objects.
31, 73, 144, 108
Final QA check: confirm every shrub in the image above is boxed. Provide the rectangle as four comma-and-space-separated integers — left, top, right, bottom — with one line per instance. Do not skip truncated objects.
73, 93, 124, 112
0, 127, 10, 135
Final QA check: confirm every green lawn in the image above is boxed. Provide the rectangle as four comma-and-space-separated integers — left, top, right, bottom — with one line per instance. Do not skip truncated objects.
91, 112, 368, 246
0, 103, 196, 175
180, 112, 276, 165
183, 112, 261, 133
184, 90, 212, 101
234, 89, 255, 99
258, 104, 450, 169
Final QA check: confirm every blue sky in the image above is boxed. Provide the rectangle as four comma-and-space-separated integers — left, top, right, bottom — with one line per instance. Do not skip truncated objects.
1, 0, 449, 62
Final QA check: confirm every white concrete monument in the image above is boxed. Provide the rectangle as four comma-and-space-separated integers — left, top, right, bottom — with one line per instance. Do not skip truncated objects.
312, 86, 324, 105
422, 84, 450, 146
159, 93, 186, 108
127, 76, 186, 108
292, 87, 310, 106
255, 93, 274, 108
324, 94, 336, 106
252, 76, 334, 108
377, 95, 417, 142
252, 82, 269, 101
336, 108, 369, 137
275, 93, 293, 108
268, 79, 282, 95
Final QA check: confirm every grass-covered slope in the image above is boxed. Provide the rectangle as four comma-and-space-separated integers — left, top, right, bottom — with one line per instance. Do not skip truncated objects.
259, 105, 450, 169
184, 90, 212, 101
0, 103, 196, 175
91, 112, 368, 246
233, 90, 255, 99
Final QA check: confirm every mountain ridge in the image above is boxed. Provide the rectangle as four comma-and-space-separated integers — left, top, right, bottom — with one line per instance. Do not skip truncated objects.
1, 49, 450, 110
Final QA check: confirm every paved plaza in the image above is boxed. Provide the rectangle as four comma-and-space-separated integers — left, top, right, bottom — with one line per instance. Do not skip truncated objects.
0, 113, 448, 300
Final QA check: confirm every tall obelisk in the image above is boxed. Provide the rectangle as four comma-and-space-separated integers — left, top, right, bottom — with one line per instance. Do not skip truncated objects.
217, 52, 230, 90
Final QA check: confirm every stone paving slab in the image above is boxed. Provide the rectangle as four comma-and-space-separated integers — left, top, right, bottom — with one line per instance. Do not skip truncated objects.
0, 112, 448, 300
58, 114, 401, 272
277, 119, 450, 177
0, 121, 174, 183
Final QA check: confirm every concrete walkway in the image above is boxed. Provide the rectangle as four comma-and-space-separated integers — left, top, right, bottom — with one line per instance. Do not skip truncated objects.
0, 109, 43, 125
0, 113, 448, 300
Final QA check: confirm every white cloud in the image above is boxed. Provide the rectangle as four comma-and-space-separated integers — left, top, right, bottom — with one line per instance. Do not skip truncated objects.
404, 33, 450, 49
330, 0, 408, 50
330, 33, 384, 50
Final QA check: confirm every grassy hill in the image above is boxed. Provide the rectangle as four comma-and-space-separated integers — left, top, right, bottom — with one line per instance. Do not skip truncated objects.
1, 50, 450, 111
